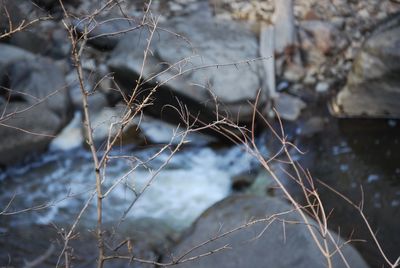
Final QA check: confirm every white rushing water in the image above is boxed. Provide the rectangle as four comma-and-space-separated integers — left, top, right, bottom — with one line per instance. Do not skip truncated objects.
1, 141, 264, 231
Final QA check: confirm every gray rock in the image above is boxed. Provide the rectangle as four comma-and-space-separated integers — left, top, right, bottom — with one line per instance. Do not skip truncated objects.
108, 11, 266, 129
231, 169, 258, 191
0, 104, 62, 165
1, 218, 175, 268
72, 17, 141, 50
135, 115, 216, 146
0, 44, 35, 71
50, 111, 83, 151
0, 46, 72, 164
111, 218, 177, 268
315, 81, 330, 93
0, 1, 23, 36
297, 116, 327, 138
283, 63, 305, 82
299, 20, 348, 66
2, 57, 71, 122
274, 93, 306, 121
331, 13, 400, 118
87, 105, 142, 147
9, 29, 48, 55
244, 170, 275, 196
66, 70, 109, 112
164, 195, 369, 268
9, 21, 70, 58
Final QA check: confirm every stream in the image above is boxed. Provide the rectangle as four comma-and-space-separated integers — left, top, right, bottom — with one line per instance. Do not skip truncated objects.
0, 116, 399, 267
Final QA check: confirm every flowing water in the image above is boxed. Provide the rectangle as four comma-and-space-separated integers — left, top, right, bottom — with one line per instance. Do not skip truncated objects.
0, 116, 399, 267
0, 143, 263, 230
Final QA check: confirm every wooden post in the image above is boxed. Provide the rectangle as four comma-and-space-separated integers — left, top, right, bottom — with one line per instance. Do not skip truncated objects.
272, 0, 295, 55
260, 24, 278, 100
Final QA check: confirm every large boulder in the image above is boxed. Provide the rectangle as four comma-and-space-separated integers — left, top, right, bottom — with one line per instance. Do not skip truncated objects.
9, 20, 70, 59
0, 218, 176, 268
0, 44, 35, 70
71, 17, 140, 50
164, 195, 369, 268
331, 13, 400, 118
0, 104, 62, 166
108, 8, 266, 135
0, 44, 72, 165
1, 1, 70, 58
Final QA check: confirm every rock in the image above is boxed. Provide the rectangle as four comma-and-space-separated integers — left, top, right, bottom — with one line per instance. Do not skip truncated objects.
0, 44, 35, 70
108, 9, 266, 136
164, 195, 369, 268
0, 46, 72, 164
109, 218, 177, 268
50, 111, 83, 151
330, 16, 346, 29
231, 169, 258, 191
66, 70, 109, 112
0, 104, 62, 166
358, 9, 370, 20
283, 63, 305, 82
315, 81, 330, 93
168, 2, 183, 12
296, 116, 327, 138
9, 28, 48, 55
71, 17, 140, 50
136, 115, 217, 146
1, 57, 71, 122
0, 0, 23, 36
299, 20, 348, 65
85, 103, 147, 147
303, 71, 317, 85
9, 21, 70, 58
1, 218, 175, 268
244, 170, 275, 196
331, 13, 400, 118
274, 93, 306, 121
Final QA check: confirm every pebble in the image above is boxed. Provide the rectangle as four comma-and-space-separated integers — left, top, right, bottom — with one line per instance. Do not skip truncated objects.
315, 81, 330, 93
358, 9, 370, 19
303, 71, 317, 85
168, 2, 183, 12
283, 64, 305, 82
274, 93, 306, 121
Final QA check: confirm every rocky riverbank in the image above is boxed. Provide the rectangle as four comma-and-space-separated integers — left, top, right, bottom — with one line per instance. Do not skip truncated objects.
1, 0, 400, 163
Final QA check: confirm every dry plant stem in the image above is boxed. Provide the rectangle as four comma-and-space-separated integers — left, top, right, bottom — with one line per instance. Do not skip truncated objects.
75, 54, 105, 268
319, 180, 400, 268
68, 27, 105, 268
0, 86, 68, 138
0, 4, 51, 40
0, 122, 55, 137
248, 99, 336, 267
59, 3, 164, 266
254, 146, 333, 268
106, 209, 310, 266
56, 190, 97, 267
100, 16, 158, 167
